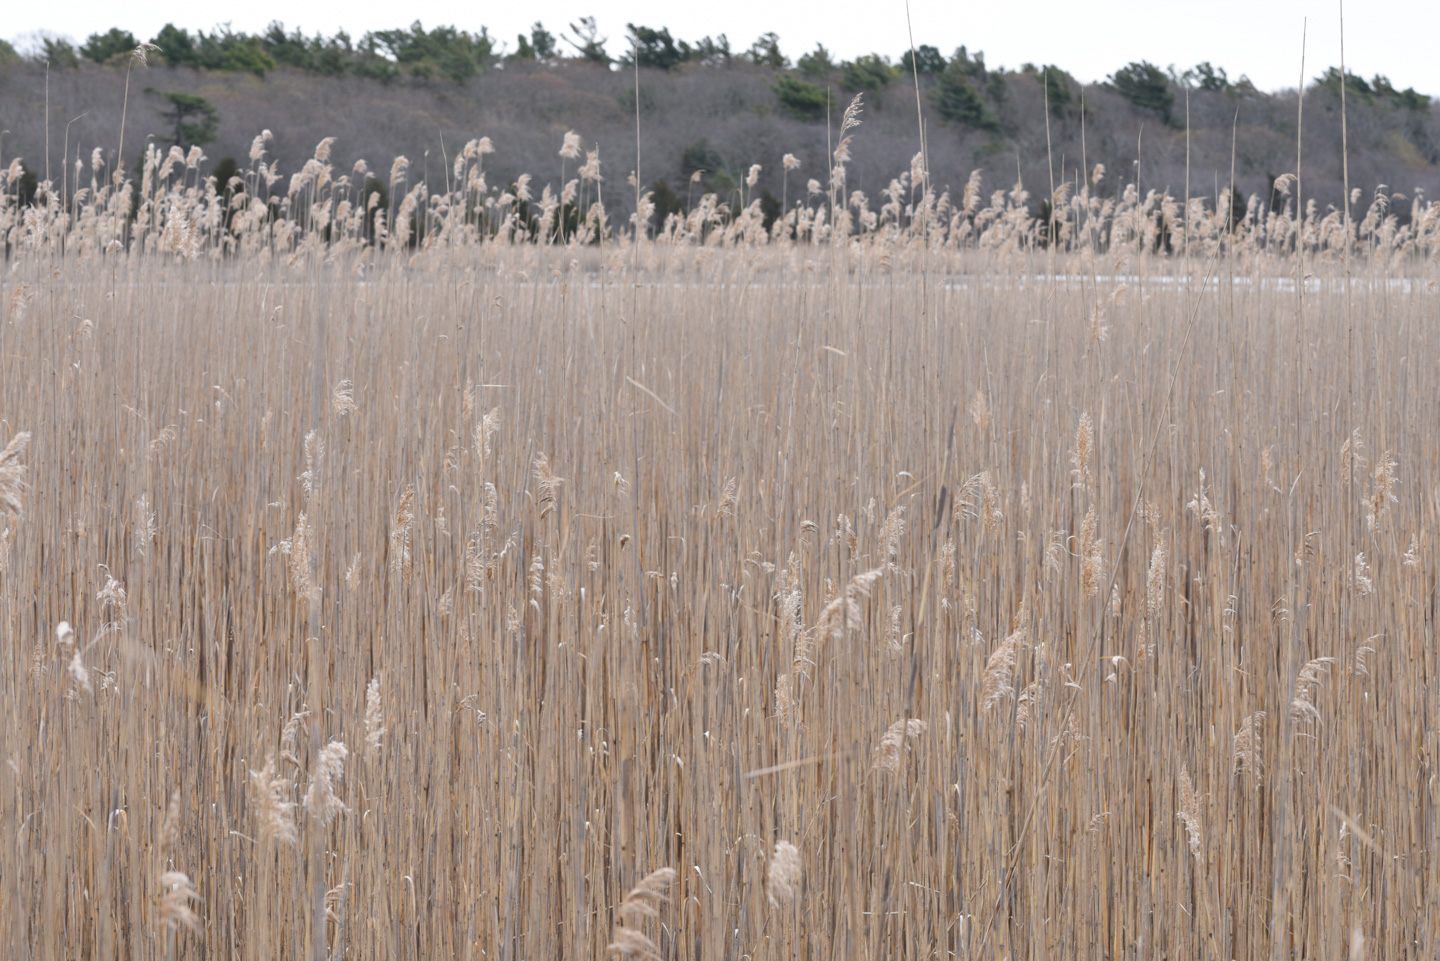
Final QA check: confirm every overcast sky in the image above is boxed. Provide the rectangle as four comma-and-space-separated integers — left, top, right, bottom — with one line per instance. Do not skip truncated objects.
7, 0, 1438, 94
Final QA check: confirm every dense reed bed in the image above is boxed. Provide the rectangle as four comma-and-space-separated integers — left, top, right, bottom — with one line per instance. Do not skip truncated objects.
1, 121, 1439, 961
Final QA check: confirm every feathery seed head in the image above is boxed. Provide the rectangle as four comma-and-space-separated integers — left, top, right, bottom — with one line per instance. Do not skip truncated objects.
247, 755, 298, 845
158, 871, 202, 934
616, 867, 678, 923
131, 42, 161, 67
1146, 540, 1167, 616
1367, 451, 1398, 532
280, 708, 310, 767
160, 790, 182, 856
766, 841, 801, 908
872, 718, 926, 774
365, 675, 386, 760
331, 379, 357, 417
0, 432, 31, 523
1232, 711, 1266, 779
389, 485, 416, 580
303, 739, 348, 825
533, 453, 563, 520
1290, 657, 1337, 724
301, 431, 324, 498
981, 619, 1028, 713
1177, 768, 1202, 859
1070, 413, 1093, 488
606, 927, 661, 961
389, 156, 409, 188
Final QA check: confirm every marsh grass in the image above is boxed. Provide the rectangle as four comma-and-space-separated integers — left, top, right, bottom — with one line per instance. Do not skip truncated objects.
0, 117, 1438, 961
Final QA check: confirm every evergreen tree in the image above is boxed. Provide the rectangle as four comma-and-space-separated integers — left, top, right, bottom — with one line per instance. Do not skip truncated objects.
156, 92, 220, 148
1110, 61, 1174, 122
80, 28, 138, 64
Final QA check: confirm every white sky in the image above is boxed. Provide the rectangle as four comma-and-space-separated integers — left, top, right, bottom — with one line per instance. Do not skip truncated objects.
7, 0, 1438, 94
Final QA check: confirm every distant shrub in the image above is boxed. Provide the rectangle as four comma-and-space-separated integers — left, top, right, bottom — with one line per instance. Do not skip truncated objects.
680, 138, 726, 180
841, 54, 898, 94
211, 157, 242, 197
933, 60, 999, 131
650, 178, 683, 229
156, 92, 220, 148
772, 74, 828, 118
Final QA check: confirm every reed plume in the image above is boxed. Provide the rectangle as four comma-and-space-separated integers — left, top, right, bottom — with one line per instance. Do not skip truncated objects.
1070, 413, 1093, 489
766, 841, 801, 908
616, 867, 678, 922
1290, 657, 1337, 725
274, 511, 320, 601
533, 453, 563, 520
1146, 539, 1167, 616
389, 484, 416, 580
247, 755, 298, 846
1366, 451, 1397, 531
1176, 767, 1202, 860
981, 613, 1028, 713
606, 927, 662, 961
715, 477, 738, 519
158, 871, 202, 935
365, 675, 385, 760
1232, 711, 1266, 779
156, 789, 202, 936
608, 867, 677, 959
1080, 506, 1104, 597
280, 708, 310, 767
331, 379, 357, 417
303, 740, 348, 826
301, 430, 324, 498
811, 568, 884, 651
872, 718, 927, 774
0, 432, 30, 522
476, 407, 501, 458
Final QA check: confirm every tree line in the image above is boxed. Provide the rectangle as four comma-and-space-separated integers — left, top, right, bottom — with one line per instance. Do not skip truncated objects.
3, 19, 1430, 118
0, 19, 1429, 154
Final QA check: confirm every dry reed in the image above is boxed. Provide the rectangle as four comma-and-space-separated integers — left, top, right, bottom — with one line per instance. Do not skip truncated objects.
0, 113, 1438, 961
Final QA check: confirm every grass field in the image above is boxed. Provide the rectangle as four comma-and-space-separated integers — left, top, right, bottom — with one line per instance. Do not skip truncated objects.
1, 123, 1439, 961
